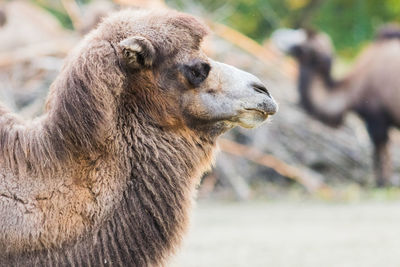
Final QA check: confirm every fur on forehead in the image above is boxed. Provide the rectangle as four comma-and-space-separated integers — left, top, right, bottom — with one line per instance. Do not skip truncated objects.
97, 9, 209, 56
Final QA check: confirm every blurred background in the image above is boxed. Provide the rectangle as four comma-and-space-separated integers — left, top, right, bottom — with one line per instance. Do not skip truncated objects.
1, 0, 400, 266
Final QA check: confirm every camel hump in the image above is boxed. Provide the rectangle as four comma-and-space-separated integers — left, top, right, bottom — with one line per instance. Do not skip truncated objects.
375, 23, 400, 40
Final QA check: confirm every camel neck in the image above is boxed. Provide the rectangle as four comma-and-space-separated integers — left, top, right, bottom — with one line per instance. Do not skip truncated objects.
77, 111, 215, 266
2, 107, 215, 267
91, 112, 216, 266
297, 63, 348, 126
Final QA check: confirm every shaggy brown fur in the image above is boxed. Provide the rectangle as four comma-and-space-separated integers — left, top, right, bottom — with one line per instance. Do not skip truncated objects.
0, 9, 276, 266
0, 9, 211, 267
289, 25, 400, 186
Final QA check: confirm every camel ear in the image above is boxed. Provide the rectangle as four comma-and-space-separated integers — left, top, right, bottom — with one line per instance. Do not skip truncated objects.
119, 36, 155, 69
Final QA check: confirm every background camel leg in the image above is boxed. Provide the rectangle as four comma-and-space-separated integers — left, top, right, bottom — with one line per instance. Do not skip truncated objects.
374, 141, 392, 187
364, 112, 392, 187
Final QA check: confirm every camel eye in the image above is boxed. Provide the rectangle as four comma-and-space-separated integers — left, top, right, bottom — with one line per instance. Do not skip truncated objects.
181, 60, 211, 87
191, 69, 200, 78
123, 49, 132, 58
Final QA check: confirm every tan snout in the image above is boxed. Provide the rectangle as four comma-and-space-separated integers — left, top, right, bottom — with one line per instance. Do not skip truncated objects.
207, 60, 278, 128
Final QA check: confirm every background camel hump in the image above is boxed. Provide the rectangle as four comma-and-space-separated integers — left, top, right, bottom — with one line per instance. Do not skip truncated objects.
375, 23, 400, 40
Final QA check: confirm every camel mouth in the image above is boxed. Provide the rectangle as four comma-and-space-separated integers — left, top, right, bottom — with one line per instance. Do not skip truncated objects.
244, 108, 274, 116
234, 108, 274, 128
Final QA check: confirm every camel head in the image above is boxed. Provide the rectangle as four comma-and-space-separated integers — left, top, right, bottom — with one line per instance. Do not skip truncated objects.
101, 10, 277, 136
175, 58, 278, 131
271, 28, 346, 126
272, 28, 334, 75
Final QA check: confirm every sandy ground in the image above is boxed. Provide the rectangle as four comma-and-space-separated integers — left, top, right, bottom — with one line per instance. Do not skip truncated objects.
171, 200, 400, 267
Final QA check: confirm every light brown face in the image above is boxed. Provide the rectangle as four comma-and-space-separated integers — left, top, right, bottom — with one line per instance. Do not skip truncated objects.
177, 55, 278, 129
117, 23, 277, 134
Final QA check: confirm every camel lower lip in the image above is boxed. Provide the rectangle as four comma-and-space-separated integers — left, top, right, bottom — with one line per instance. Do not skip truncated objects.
244, 108, 268, 116
233, 109, 271, 128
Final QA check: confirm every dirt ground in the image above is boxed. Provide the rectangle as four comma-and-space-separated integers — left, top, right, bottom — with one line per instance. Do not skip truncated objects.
172, 199, 400, 267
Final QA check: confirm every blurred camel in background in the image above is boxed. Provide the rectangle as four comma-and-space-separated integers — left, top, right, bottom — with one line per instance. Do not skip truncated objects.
273, 25, 400, 187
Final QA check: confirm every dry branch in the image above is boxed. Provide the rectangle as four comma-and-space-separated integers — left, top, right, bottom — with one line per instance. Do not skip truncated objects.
208, 22, 298, 79
216, 153, 251, 200
61, 0, 83, 30
218, 138, 331, 193
0, 39, 75, 68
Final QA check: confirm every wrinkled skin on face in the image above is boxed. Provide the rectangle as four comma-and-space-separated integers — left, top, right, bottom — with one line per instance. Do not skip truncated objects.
117, 20, 277, 136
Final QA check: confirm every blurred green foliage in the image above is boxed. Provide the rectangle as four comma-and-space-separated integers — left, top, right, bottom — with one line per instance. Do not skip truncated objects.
31, 0, 400, 57
313, 0, 400, 56
31, 0, 91, 30
168, 0, 400, 57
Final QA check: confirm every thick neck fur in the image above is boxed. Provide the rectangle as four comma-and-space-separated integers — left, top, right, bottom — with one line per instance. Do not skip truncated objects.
0, 39, 120, 177
2, 108, 215, 267
0, 40, 216, 266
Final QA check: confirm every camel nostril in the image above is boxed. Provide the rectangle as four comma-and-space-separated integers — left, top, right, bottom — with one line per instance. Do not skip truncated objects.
251, 83, 271, 98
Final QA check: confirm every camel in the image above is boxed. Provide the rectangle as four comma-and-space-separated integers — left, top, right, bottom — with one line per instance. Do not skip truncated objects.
0, 9, 277, 266
273, 26, 400, 187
